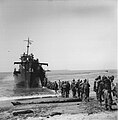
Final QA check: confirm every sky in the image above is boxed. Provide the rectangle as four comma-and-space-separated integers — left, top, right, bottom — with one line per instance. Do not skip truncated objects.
0, 0, 117, 72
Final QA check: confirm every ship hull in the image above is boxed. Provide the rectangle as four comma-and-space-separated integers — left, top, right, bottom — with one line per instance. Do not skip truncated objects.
13, 70, 42, 88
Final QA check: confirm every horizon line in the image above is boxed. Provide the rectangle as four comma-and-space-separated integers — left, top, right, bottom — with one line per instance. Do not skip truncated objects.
0, 68, 117, 73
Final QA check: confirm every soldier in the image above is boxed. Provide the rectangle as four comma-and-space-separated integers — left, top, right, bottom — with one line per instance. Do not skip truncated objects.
94, 76, 101, 100
58, 80, 61, 90
109, 76, 116, 97
76, 79, 81, 98
54, 81, 58, 94
60, 81, 66, 97
103, 76, 113, 104
66, 81, 70, 98
83, 79, 90, 102
102, 76, 113, 110
104, 76, 111, 91
79, 80, 84, 100
71, 79, 76, 98
61, 81, 65, 97
97, 77, 104, 105
43, 77, 47, 87
63, 81, 67, 97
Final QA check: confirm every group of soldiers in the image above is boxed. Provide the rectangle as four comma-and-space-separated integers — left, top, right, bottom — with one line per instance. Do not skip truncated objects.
60, 79, 90, 101
46, 78, 90, 101
46, 81, 59, 92
45, 74, 117, 110
94, 75, 117, 110
58, 75, 117, 103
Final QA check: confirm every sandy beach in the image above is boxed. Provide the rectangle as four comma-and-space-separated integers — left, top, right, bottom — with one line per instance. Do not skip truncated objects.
0, 90, 117, 120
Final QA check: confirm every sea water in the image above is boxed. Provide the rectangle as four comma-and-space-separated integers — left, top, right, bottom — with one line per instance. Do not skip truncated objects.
0, 70, 117, 101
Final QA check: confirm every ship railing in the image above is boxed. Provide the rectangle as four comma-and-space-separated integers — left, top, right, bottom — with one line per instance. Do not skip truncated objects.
14, 62, 48, 66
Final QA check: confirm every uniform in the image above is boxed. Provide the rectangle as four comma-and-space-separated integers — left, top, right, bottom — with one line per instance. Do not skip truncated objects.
71, 79, 76, 98
66, 81, 70, 98
76, 80, 81, 98
83, 79, 90, 101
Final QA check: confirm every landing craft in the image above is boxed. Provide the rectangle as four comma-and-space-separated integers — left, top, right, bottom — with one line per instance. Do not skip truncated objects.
13, 38, 48, 88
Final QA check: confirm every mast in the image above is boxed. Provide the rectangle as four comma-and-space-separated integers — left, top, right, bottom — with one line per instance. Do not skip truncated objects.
24, 38, 33, 88
24, 37, 33, 55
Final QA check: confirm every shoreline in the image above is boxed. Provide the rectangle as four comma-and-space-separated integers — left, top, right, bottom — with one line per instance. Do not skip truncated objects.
0, 70, 117, 120
0, 91, 117, 120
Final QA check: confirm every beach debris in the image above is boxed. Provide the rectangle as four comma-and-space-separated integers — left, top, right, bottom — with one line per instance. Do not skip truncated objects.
11, 98, 82, 106
11, 101, 21, 106
12, 109, 34, 116
50, 112, 62, 117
